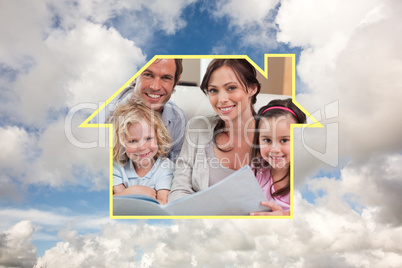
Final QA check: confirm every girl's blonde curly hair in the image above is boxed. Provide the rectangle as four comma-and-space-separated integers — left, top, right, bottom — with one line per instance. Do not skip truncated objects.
109, 94, 171, 166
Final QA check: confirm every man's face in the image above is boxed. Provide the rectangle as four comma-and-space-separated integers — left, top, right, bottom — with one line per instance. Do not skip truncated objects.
133, 59, 177, 111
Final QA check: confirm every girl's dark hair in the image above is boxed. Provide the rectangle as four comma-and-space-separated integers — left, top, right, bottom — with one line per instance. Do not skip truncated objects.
251, 98, 306, 198
200, 59, 261, 151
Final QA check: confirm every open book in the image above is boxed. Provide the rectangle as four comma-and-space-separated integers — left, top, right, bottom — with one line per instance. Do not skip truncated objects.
113, 165, 270, 216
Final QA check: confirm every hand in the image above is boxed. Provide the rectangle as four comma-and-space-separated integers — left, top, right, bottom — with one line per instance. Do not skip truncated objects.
156, 189, 170, 205
116, 185, 157, 199
249, 201, 290, 216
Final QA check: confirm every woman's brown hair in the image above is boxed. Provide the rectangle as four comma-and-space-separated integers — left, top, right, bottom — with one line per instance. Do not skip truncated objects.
200, 59, 261, 151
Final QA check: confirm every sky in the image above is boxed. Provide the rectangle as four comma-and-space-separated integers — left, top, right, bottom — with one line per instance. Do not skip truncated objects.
1, 0, 402, 267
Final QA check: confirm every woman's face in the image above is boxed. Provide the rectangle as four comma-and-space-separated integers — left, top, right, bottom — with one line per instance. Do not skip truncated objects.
207, 66, 256, 123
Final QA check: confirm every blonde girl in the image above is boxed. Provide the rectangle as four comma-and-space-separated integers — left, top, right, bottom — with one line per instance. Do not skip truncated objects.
110, 96, 173, 204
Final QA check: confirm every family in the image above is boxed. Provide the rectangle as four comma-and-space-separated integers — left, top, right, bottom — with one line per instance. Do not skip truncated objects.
109, 58, 306, 216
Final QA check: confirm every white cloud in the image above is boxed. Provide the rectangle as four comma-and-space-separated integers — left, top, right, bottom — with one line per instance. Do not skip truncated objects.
0, 207, 115, 262
30, 191, 402, 267
0, 126, 39, 200
1, 0, 195, 189
143, 0, 196, 35
274, 0, 402, 182
308, 153, 402, 226
0, 6, 144, 189
0, 221, 37, 268
0, 0, 198, 191
0, 208, 113, 233
0, 126, 32, 169
7, 21, 146, 127
277, 0, 381, 48
47, 0, 195, 35
213, 0, 279, 28
210, 0, 280, 50
1, 1, 402, 266
0, 0, 50, 69
2, 157, 401, 267
0, 114, 109, 192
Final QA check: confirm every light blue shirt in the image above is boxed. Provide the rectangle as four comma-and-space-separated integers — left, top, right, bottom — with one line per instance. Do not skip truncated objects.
113, 157, 174, 191
161, 101, 186, 163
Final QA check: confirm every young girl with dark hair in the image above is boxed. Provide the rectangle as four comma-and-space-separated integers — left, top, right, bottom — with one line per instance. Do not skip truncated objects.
250, 98, 306, 215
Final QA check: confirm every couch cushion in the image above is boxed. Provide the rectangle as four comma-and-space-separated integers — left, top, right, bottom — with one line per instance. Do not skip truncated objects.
171, 85, 290, 120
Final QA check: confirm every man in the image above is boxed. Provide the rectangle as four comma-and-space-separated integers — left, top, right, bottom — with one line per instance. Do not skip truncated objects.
95, 59, 186, 163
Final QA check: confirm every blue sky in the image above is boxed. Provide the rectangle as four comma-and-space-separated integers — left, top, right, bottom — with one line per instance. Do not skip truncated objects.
1, 0, 402, 267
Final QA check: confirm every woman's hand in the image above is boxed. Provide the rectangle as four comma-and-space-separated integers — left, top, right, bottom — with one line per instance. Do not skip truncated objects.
249, 201, 290, 216
156, 189, 170, 205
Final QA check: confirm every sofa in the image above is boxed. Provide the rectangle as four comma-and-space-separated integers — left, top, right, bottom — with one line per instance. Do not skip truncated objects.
170, 85, 290, 119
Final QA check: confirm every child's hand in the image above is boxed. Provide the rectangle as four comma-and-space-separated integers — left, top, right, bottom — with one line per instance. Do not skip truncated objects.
249, 201, 290, 216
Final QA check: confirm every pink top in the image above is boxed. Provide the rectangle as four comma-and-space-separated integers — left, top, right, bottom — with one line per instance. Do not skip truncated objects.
254, 168, 290, 211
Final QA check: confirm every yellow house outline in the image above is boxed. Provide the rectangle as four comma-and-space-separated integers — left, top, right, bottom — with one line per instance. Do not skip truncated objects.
81, 54, 322, 219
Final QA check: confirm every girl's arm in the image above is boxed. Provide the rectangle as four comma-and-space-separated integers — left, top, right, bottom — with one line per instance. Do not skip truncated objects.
249, 201, 290, 216
156, 189, 170, 205
113, 184, 126, 195
113, 161, 157, 198
113, 184, 157, 199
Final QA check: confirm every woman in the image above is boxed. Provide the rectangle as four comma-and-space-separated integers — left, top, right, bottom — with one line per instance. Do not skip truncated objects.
168, 59, 282, 214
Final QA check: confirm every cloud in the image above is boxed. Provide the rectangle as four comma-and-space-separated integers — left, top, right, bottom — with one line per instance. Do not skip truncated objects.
1, 0, 148, 128
1, 1, 402, 266
89, 0, 196, 49
0, 206, 115, 261
31, 191, 402, 267
307, 153, 402, 226
0, 0, 199, 191
0, 0, 50, 69
277, 0, 381, 48
0, 126, 33, 170
0, 208, 113, 232
0, 0, 163, 190
213, 0, 279, 27
0, 114, 109, 193
0, 126, 38, 200
5, 21, 146, 127
210, 0, 280, 50
275, 0, 402, 181
0, 221, 37, 268
143, 0, 196, 35
3, 151, 402, 268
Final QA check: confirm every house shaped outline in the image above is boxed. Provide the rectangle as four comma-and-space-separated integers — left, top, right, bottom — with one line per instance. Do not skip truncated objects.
81, 54, 323, 219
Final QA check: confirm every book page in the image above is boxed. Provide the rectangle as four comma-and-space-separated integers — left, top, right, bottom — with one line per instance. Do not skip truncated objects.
113, 165, 270, 216
113, 195, 170, 216
164, 165, 270, 215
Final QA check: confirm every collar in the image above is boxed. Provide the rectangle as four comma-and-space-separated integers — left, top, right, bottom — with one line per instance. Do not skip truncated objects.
124, 158, 161, 179
161, 101, 174, 125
